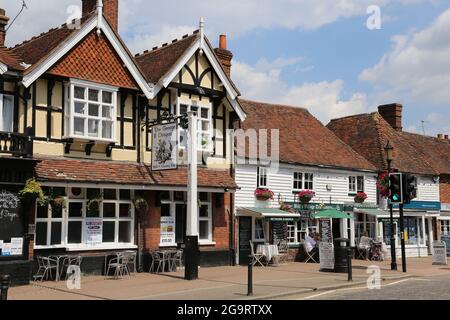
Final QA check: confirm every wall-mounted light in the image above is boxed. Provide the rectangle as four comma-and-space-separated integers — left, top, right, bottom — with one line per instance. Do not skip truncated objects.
433, 176, 440, 183
326, 184, 333, 191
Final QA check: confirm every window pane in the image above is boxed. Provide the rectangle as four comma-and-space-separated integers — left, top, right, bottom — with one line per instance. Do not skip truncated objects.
74, 102, 85, 114
88, 104, 99, 117
201, 121, 209, 132
50, 222, 62, 245
199, 221, 209, 240
103, 189, 117, 200
161, 204, 171, 217
74, 86, 85, 99
35, 222, 47, 246
180, 104, 188, 115
199, 192, 208, 202
74, 117, 85, 135
88, 89, 99, 101
174, 191, 184, 201
36, 204, 49, 219
159, 191, 170, 201
51, 204, 63, 218
103, 203, 116, 218
68, 221, 82, 244
88, 119, 99, 137
119, 189, 131, 200
2, 95, 14, 132
68, 202, 83, 218
191, 106, 198, 112
119, 221, 131, 243
102, 91, 112, 104
103, 221, 115, 243
102, 121, 112, 139
201, 108, 208, 119
87, 188, 101, 199
102, 106, 112, 119
120, 203, 132, 218
199, 205, 208, 218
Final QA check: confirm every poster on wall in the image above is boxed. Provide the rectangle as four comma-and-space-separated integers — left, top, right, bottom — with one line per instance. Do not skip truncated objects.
85, 218, 103, 246
319, 219, 332, 243
10, 237, 23, 256
152, 123, 178, 171
1, 242, 11, 256
160, 216, 176, 245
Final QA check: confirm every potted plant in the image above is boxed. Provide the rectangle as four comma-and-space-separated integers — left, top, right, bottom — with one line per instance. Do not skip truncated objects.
354, 192, 368, 204
254, 188, 274, 201
298, 190, 315, 204
134, 197, 149, 217
19, 179, 47, 207
377, 172, 390, 198
48, 193, 67, 215
87, 192, 103, 216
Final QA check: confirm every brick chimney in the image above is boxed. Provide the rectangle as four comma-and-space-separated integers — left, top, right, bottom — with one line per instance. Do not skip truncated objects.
0, 8, 9, 47
378, 103, 403, 131
82, 0, 119, 32
214, 35, 233, 78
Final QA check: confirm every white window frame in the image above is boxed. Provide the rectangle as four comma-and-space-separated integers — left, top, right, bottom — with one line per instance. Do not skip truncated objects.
198, 193, 212, 242
35, 187, 135, 250
254, 218, 265, 242
177, 101, 213, 152
292, 171, 314, 192
257, 167, 268, 188
349, 175, 365, 194
64, 79, 118, 143
287, 222, 296, 244
293, 172, 303, 191
441, 220, 450, 236
0, 94, 14, 132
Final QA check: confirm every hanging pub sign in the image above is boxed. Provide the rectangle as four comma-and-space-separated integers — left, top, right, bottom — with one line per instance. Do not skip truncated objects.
151, 123, 178, 171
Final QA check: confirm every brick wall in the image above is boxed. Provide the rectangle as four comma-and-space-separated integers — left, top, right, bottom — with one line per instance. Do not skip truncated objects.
212, 193, 231, 250
440, 175, 450, 205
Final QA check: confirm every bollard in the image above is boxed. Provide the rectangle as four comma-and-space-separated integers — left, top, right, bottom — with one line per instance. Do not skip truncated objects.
1, 275, 11, 301
247, 255, 253, 296
347, 248, 353, 282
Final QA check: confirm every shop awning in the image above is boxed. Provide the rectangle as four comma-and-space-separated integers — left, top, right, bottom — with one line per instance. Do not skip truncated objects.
237, 207, 301, 221
313, 208, 354, 220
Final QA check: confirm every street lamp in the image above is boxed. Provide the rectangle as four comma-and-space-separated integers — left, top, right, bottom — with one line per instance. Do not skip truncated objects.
384, 141, 397, 271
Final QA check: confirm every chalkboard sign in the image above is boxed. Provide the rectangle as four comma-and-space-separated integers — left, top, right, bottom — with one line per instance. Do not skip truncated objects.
272, 222, 287, 243
239, 217, 252, 265
319, 242, 335, 272
0, 190, 23, 243
319, 219, 332, 243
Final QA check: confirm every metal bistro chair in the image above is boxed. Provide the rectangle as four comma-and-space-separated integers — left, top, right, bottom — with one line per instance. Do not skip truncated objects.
124, 251, 137, 274
34, 256, 59, 282
149, 251, 165, 273
249, 241, 265, 267
106, 252, 132, 279
61, 255, 83, 280
169, 250, 184, 272
277, 240, 289, 264
303, 242, 318, 263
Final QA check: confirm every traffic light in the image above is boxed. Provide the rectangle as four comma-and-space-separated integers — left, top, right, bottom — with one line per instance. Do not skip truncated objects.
389, 173, 403, 204
402, 174, 417, 204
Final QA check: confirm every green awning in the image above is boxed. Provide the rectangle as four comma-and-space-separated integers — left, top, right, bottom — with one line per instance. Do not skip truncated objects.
313, 208, 354, 220
237, 207, 301, 221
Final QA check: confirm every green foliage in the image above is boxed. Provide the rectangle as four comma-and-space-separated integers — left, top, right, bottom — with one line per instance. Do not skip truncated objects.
19, 179, 47, 207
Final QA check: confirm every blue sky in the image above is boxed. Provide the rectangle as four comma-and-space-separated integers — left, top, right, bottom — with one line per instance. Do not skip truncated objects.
1, 0, 449, 136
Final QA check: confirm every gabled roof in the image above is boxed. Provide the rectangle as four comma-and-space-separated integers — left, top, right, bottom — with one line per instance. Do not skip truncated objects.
0, 47, 25, 72
239, 99, 377, 171
327, 113, 439, 175
9, 12, 152, 97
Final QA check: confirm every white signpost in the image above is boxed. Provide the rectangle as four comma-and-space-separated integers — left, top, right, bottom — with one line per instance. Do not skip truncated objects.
432, 240, 448, 266
151, 123, 178, 171
319, 242, 335, 272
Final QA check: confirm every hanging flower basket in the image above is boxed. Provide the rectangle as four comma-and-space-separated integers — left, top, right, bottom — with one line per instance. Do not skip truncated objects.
18, 179, 47, 207
377, 172, 390, 198
354, 192, 368, 204
298, 190, 315, 204
49, 195, 67, 215
134, 197, 149, 220
254, 188, 274, 201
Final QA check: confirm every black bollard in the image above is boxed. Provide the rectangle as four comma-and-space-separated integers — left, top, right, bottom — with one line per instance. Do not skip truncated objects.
247, 255, 253, 296
1, 275, 11, 301
347, 248, 353, 282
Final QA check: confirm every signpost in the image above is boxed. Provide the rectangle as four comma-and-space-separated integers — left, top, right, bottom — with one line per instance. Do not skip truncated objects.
432, 241, 448, 266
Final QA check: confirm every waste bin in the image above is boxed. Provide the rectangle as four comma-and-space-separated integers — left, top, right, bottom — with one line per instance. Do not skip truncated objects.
334, 238, 350, 273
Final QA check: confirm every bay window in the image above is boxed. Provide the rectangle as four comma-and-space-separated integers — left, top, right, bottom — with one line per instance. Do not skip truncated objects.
65, 80, 117, 142
178, 102, 213, 152
0, 94, 14, 132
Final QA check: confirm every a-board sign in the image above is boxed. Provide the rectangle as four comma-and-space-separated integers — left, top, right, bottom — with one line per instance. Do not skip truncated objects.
432, 241, 448, 266
319, 219, 332, 243
319, 242, 335, 271
0, 190, 23, 243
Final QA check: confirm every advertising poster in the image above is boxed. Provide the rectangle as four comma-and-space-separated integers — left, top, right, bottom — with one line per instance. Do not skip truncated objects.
160, 216, 176, 245
85, 218, 103, 246
11, 237, 23, 256
152, 123, 178, 171
1, 242, 11, 256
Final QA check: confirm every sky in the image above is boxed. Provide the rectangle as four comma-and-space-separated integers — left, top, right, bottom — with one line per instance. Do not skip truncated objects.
1, 0, 449, 136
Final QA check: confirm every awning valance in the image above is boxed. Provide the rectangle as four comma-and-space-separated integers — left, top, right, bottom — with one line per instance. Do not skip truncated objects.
237, 207, 301, 221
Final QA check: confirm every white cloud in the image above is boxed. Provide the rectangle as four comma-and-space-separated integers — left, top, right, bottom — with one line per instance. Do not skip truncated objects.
359, 8, 450, 105
233, 58, 368, 124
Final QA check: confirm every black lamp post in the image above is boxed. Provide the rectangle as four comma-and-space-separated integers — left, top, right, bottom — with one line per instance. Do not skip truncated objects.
384, 141, 397, 271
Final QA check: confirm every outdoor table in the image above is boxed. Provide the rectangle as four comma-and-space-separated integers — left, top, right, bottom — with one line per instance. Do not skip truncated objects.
103, 252, 124, 276
257, 244, 279, 265
158, 250, 178, 272
48, 255, 68, 282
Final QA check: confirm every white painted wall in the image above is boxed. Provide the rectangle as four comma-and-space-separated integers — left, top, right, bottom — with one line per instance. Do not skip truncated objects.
235, 163, 378, 209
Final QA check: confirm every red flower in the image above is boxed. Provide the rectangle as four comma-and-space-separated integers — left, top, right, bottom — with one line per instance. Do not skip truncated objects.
298, 190, 315, 203
377, 172, 390, 198
354, 192, 368, 204
254, 188, 274, 201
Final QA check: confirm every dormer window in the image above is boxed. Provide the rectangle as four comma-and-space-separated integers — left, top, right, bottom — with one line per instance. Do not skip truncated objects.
65, 80, 117, 142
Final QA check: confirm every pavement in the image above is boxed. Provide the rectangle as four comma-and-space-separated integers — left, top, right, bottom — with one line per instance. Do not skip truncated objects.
7, 257, 450, 300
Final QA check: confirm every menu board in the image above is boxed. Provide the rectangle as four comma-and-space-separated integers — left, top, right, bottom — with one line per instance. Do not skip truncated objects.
0, 190, 23, 242
319, 242, 335, 271
160, 216, 176, 245
272, 222, 287, 243
319, 219, 332, 243
433, 241, 448, 266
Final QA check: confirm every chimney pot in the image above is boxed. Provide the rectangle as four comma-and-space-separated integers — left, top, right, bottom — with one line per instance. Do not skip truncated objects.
0, 8, 9, 47
82, 0, 119, 32
214, 34, 233, 78
378, 103, 403, 131
219, 35, 227, 50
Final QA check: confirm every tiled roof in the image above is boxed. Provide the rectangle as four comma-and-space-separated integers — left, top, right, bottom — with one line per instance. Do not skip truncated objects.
0, 47, 24, 71
35, 158, 237, 189
135, 32, 200, 84
327, 113, 439, 175
239, 99, 377, 171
